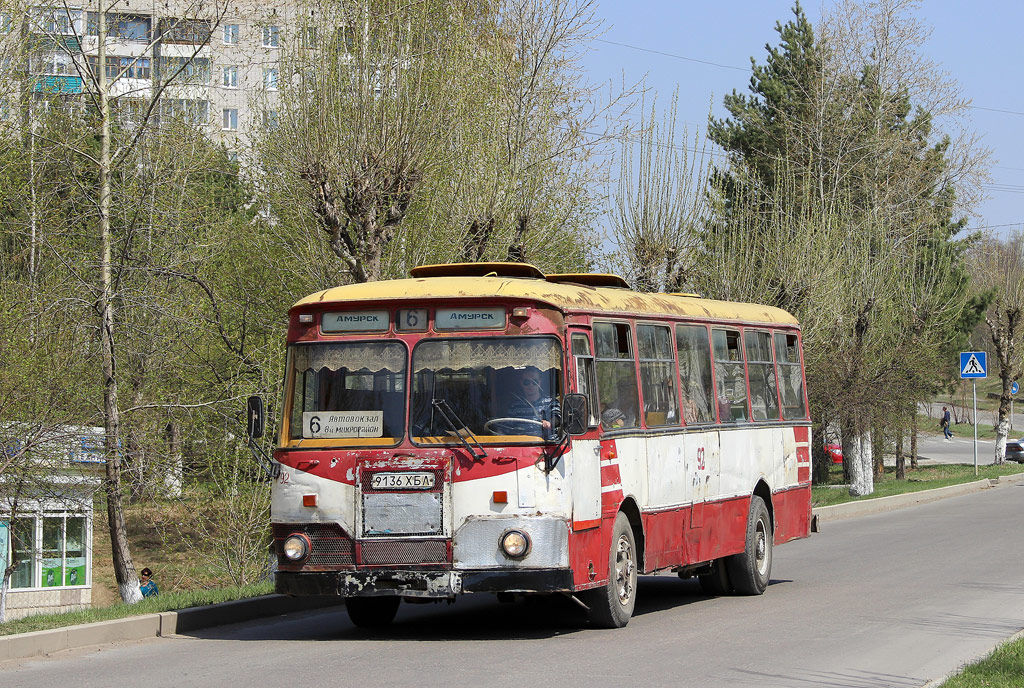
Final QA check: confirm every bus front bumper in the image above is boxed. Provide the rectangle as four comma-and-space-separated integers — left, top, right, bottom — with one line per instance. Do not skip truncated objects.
276, 569, 574, 599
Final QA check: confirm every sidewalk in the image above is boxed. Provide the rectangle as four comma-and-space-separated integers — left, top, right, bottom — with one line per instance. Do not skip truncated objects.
0, 594, 344, 662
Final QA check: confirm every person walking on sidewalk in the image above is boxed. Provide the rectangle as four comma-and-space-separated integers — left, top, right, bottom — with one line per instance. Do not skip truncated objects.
941, 406, 953, 440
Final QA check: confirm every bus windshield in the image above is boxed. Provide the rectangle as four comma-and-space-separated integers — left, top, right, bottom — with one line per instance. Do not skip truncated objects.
288, 341, 407, 444
411, 337, 563, 444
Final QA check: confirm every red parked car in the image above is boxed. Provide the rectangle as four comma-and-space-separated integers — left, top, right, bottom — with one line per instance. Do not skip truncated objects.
824, 442, 843, 464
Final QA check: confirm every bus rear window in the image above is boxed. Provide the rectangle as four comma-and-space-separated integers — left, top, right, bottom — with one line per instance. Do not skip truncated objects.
288, 342, 407, 443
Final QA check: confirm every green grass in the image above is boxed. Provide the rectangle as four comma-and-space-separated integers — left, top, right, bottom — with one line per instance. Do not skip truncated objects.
811, 463, 1024, 507
940, 634, 1024, 687
0, 581, 273, 637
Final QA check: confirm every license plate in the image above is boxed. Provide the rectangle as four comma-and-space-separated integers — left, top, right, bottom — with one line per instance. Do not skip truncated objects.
370, 472, 435, 490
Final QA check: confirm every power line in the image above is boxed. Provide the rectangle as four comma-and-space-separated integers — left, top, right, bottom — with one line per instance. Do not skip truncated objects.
595, 37, 1024, 120
969, 105, 1024, 117
594, 38, 747, 72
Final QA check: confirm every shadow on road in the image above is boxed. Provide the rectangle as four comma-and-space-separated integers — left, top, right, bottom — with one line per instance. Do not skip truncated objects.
186, 575, 792, 643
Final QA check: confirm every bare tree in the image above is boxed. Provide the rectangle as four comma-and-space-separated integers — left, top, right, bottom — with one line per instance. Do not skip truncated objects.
970, 234, 1024, 463
608, 90, 710, 291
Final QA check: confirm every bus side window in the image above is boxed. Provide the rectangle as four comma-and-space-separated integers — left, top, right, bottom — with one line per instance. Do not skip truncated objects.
638, 324, 678, 426
571, 334, 599, 427
675, 324, 715, 424
594, 322, 640, 430
712, 328, 749, 422
745, 330, 779, 421
774, 331, 807, 419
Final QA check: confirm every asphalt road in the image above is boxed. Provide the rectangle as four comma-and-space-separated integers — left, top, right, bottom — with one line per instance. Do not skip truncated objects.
915, 434, 999, 465
4, 484, 1024, 688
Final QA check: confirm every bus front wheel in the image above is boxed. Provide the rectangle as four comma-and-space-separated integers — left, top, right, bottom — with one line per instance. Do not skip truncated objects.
585, 512, 637, 628
726, 495, 773, 595
345, 596, 401, 628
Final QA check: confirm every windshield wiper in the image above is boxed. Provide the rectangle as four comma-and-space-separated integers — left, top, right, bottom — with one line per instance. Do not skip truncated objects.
431, 398, 487, 461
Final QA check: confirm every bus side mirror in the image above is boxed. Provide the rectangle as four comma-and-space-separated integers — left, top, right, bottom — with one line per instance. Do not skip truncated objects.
562, 394, 588, 436
246, 396, 265, 439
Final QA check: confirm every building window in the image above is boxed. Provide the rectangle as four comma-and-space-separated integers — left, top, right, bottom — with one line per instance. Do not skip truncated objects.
160, 18, 212, 45
120, 57, 150, 79
263, 67, 277, 90
222, 65, 238, 88
262, 25, 279, 47
159, 56, 210, 84
263, 109, 278, 129
9, 517, 37, 589
222, 108, 238, 130
87, 56, 151, 81
31, 8, 83, 36
223, 23, 239, 44
161, 98, 209, 124
86, 13, 151, 41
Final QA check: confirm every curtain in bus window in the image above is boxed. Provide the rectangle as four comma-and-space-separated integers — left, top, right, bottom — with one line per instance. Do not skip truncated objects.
410, 337, 562, 442
774, 332, 807, 419
289, 342, 407, 441
11, 517, 36, 589
676, 325, 714, 424
745, 331, 779, 421
712, 329, 749, 422
638, 324, 678, 426
594, 322, 640, 429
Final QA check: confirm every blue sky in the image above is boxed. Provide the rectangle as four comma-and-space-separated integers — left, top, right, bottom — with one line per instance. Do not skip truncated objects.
582, 1, 1024, 235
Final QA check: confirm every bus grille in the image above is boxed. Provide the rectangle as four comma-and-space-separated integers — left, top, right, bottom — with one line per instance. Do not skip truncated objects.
360, 539, 448, 566
273, 522, 354, 570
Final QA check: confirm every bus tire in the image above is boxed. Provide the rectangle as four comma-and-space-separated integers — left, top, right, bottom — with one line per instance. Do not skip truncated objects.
697, 559, 732, 596
345, 596, 401, 628
585, 512, 638, 628
726, 495, 773, 595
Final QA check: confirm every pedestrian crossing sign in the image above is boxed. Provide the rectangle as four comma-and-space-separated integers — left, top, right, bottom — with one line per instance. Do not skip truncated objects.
960, 351, 987, 379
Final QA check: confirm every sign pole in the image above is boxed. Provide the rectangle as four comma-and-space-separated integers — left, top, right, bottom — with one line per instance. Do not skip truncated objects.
973, 381, 978, 476
960, 351, 987, 477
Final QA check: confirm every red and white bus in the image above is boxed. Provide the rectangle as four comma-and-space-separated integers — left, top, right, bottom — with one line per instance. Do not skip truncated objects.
255, 262, 812, 628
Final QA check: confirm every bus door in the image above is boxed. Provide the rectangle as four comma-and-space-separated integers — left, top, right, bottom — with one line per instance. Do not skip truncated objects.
569, 331, 601, 528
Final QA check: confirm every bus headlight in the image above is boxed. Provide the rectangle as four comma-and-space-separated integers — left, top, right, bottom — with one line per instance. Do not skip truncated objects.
500, 529, 531, 559
283, 534, 311, 561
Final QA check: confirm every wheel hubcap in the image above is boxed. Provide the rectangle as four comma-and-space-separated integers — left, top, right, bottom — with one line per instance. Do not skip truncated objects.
614, 535, 635, 605
755, 518, 768, 576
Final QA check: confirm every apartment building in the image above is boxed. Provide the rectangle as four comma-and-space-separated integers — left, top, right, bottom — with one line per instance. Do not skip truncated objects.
4, 0, 299, 156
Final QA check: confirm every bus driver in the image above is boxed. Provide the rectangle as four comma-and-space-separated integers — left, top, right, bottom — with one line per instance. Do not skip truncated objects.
502, 366, 560, 438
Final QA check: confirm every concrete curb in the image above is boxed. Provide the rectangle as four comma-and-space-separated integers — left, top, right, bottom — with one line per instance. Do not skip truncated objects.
812, 472, 1024, 522
0, 594, 344, 662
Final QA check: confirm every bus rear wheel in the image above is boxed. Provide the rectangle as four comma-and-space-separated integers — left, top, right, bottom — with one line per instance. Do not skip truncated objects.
585, 512, 637, 628
345, 596, 401, 628
726, 495, 773, 595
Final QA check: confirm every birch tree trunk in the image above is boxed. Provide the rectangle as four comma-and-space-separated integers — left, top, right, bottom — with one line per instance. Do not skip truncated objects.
97, 6, 141, 604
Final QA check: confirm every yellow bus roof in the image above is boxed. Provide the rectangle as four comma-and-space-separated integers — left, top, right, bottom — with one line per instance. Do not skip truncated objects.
294, 275, 798, 327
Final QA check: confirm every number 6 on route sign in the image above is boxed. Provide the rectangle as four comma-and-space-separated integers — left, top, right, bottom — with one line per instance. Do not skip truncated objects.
959, 351, 987, 379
